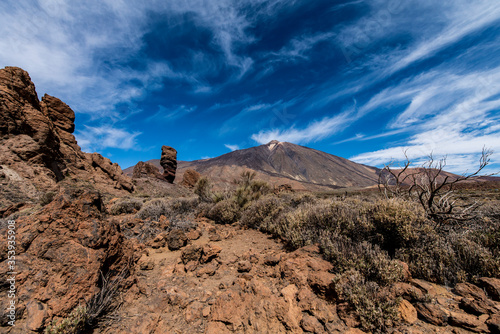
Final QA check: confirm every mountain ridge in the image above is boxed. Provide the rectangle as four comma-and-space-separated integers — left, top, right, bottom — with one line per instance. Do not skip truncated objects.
125, 140, 381, 191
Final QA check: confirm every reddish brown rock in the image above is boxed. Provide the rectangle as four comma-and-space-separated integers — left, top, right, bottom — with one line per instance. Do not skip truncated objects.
132, 161, 162, 179
181, 244, 203, 264
479, 277, 500, 301
454, 282, 489, 300
160, 145, 177, 183
414, 303, 448, 326
399, 299, 418, 324
300, 313, 325, 333
0, 189, 136, 331
201, 244, 222, 264
167, 229, 188, 250
181, 169, 201, 188
487, 314, 500, 333
0, 66, 134, 209
448, 311, 489, 333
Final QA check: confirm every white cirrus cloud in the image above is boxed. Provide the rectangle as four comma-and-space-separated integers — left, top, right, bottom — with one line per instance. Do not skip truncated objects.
75, 125, 141, 153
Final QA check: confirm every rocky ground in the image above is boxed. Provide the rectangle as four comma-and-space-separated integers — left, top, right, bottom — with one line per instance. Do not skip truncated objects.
93, 216, 500, 334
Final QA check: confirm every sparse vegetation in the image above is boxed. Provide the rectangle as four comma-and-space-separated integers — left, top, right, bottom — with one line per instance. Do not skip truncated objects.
136, 197, 199, 221
45, 267, 128, 334
109, 197, 143, 215
192, 171, 499, 332
39, 191, 56, 206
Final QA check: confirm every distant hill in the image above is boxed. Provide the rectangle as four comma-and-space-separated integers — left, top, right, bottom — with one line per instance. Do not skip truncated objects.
125, 141, 381, 191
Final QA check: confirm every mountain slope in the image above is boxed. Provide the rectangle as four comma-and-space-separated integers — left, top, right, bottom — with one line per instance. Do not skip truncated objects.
125, 141, 381, 191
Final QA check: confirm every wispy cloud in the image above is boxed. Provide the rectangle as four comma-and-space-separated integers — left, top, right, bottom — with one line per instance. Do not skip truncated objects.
268, 32, 335, 63
251, 109, 353, 144
75, 125, 141, 152
146, 105, 197, 122
224, 144, 240, 151
350, 65, 500, 172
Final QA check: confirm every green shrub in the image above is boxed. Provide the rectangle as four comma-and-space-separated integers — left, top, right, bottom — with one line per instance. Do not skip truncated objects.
334, 269, 401, 333
45, 306, 87, 334
240, 195, 285, 230
370, 198, 426, 255
207, 199, 240, 224
136, 197, 199, 221
135, 198, 169, 220
194, 177, 213, 202
321, 234, 404, 285
109, 198, 143, 215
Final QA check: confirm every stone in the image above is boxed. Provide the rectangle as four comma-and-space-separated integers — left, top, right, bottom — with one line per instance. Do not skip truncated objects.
453, 282, 488, 301
391, 282, 425, 301
138, 258, 155, 271
132, 161, 162, 179
196, 263, 218, 277
181, 169, 201, 188
167, 229, 187, 250
206, 321, 232, 334
160, 145, 177, 183
399, 299, 418, 324
186, 229, 202, 240
0, 189, 136, 328
264, 253, 281, 266
25, 301, 48, 331
237, 260, 252, 273
487, 314, 500, 333
201, 244, 222, 263
479, 277, 500, 301
0, 66, 134, 203
459, 297, 497, 316
448, 311, 489, 333
414, 303, 448, 326
300, 313, 325, 333
181, 245, 203, 264
307, 271, 335, 298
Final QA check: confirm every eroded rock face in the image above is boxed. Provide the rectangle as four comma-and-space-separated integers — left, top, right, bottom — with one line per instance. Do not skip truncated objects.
160, 146, 177, 183
132, 161, 162, 179
181, 169, 201, 188
0, 189, 138, 332
0, 66, 133, 209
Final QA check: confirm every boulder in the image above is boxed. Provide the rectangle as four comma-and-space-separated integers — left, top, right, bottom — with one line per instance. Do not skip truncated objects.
0, 188, 137, 331
132, 161, 162, 179
160, 146, 177, 183
479, 277, 500, 301
0, 66, 134, 209
181, 169, 201, 188
167, 229, 187, 250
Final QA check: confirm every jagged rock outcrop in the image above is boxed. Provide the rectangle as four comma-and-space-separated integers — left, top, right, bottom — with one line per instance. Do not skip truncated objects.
0, 189, 138, 333
0, 66, 133, 208
160, 145, 177, 183
181, 169, 201, 188
132, 161, 162, 179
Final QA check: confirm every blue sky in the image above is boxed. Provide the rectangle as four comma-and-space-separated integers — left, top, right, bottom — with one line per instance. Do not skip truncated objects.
1, 0, 500, 173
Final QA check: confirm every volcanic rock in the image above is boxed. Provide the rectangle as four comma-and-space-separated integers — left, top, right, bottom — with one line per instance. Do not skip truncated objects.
160, 145, 177, 183
0, 66, 133, 209
132, 161, 162, 179
181, 168, 201, 188
0, 188, 137, 332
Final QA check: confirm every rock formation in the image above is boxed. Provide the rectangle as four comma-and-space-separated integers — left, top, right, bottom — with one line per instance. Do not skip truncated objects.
0, 188, 138, 332
160, 145, 177, 183
181, 169, 201, 188
132, 161, 162, 179
0, 66, 133, 209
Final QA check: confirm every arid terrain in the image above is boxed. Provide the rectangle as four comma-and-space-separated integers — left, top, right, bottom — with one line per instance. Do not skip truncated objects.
1, 67, 500, 334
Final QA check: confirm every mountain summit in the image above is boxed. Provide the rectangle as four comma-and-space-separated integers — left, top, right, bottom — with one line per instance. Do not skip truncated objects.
126, 141, 380, 191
